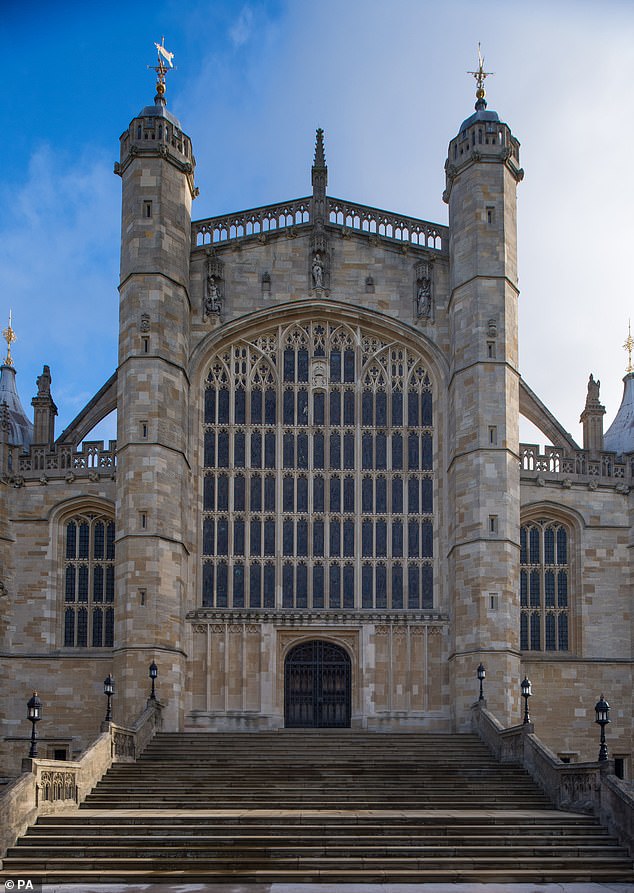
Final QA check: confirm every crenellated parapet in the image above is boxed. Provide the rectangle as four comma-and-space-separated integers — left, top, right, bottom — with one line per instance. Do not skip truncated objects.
114, 106, 196, 198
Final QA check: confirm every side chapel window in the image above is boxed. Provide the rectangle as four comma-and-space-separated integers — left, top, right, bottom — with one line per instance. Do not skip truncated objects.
63, 513, 115, 647
520, 520, 569, 652
202, 321, 435, 611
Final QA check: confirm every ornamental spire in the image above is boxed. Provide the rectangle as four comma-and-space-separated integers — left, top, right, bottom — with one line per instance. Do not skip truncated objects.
468, 43, 494, 111
311, 128, 328, 219
2, 310, 16, 367
624, 320, 633, 374
148, 37, 175, 106
313, 128, 326, 169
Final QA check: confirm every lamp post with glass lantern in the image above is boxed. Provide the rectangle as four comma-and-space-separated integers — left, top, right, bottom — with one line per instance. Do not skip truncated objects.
27, 691, 42, 758
477, 663, 486, 702
521, 676, 532, 724
594, 695, 610, 762
149, 661, 158, 701
103, 674, 115, 723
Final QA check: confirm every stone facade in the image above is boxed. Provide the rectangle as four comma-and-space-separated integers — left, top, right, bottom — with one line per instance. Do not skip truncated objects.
0, 81, 631, 781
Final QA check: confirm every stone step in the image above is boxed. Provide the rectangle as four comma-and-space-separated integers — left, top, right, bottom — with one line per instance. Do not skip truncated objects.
4, 730, 631, 884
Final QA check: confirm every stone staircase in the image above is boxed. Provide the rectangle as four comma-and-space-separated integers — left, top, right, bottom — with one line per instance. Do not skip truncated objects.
2, 731, 633, 883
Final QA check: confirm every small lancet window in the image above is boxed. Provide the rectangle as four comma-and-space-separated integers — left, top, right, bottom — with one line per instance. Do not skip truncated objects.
143, 201, 152, 219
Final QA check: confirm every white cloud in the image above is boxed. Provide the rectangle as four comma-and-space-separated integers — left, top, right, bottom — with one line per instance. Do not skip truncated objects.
229, 5, 255, 47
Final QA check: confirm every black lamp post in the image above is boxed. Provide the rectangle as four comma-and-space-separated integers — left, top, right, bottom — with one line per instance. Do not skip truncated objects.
477, 663, 486, 701
594, 694, 610, 762
103, 674, 115, 723
27, 691, 42, 758
149, 661, 158, 700
521, 676, 532, 724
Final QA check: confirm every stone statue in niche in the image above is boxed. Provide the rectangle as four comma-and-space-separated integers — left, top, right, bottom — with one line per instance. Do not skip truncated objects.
415, 259, 433, 318
416, 279, 431, 317
205, 275, 222, 315
205, 249, 225, 318
312, 253, 324, 289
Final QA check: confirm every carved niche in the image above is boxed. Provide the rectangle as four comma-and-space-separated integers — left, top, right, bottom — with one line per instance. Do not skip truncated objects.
414, 259, 433, 319
204, 250, 224, 318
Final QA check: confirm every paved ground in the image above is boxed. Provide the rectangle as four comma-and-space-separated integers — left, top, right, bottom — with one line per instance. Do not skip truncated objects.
34, 883, 634, 893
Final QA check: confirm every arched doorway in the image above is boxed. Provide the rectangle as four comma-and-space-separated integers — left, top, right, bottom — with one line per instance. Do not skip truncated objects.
284, 640, 351, 728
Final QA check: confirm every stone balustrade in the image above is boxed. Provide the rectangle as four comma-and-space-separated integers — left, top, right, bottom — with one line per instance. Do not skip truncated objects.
520, 443, 632, 487
0, 700, 162, 860
2, 440, 117, 485
472, 702, 634, 857
193, 195, 448, 252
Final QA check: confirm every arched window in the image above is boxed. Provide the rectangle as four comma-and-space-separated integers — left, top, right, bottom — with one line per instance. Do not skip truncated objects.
63, 512, 115, 647
202, 320, 435, 611
520, 519, 569, 652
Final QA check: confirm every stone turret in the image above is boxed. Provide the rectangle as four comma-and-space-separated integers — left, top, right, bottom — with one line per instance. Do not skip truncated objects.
443, 58, 524, 728
113, 49, 196, 728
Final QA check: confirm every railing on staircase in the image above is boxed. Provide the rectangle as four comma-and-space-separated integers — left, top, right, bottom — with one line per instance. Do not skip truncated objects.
471, 702, 634, 857
0, 700, 162, 861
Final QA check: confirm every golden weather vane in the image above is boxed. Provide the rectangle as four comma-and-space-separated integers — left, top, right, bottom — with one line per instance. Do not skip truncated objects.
468, 43, 494, 103
624, 320, 634, 374
2, 310, 16, 367
148, 36, 175, 98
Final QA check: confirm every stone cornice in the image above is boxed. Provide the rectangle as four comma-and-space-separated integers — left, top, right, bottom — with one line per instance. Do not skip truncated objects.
187, 608, 449, 626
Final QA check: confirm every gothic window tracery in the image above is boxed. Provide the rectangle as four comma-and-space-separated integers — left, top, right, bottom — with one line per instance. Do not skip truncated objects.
202, 321, 435, 611
520, 520, 569, 652
63, 512, 115, 647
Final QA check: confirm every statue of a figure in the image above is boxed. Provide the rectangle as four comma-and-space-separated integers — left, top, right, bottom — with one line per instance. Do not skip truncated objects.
205, 276, 222, 315
417, 279, 431, 317
36, 365, 52, 397
312, 253, 324, 289
587, 373, 600, 402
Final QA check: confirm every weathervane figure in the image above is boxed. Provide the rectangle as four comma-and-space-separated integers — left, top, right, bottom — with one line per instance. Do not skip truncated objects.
468, 43, 494, 107
149, 37, 175, 100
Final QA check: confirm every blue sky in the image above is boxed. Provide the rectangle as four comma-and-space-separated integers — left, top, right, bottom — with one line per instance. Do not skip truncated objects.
2, 0, 633, 445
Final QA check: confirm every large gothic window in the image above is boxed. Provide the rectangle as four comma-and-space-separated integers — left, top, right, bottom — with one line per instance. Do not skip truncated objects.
63, 513, 115, 647
202, 321, 434, 611
520, 520, 569, 652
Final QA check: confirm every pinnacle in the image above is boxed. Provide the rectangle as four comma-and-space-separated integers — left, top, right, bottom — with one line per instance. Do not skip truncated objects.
313, 128, 326, 169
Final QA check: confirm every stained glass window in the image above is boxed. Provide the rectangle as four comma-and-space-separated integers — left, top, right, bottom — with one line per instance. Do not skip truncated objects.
520, 521, 570, 652
63, 513, 115, 647
202, 322, 434, 610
